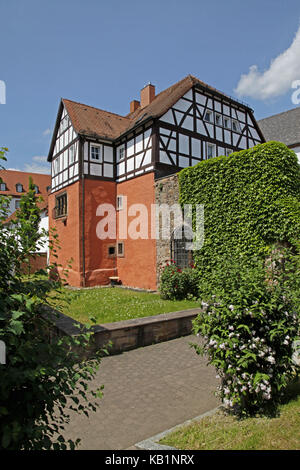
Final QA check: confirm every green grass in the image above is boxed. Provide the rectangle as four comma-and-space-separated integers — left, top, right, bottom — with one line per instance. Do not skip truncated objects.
160, 382, 300, 450
49, 286, 200, 324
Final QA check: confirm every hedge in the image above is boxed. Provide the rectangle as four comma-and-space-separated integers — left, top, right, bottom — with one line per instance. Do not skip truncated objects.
178, 141, 300, 280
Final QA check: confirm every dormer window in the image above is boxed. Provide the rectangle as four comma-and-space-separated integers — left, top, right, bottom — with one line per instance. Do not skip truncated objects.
34, 185, 39, 194
16, 183, 23, 193
0, 182, 7, 191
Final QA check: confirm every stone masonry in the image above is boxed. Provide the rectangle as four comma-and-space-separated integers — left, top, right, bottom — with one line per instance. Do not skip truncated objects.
154, 173, 181, 286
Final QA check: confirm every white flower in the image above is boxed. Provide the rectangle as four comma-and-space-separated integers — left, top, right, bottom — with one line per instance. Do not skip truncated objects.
267, 356, 275, 364
228, 305, 234, 311
229, 326, 234, 331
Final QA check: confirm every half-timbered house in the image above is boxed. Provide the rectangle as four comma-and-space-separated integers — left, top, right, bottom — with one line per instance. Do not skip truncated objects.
48, 75, 264, 289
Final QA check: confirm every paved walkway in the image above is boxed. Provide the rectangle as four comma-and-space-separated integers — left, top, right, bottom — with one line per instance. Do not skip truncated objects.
62, 335, 219, 450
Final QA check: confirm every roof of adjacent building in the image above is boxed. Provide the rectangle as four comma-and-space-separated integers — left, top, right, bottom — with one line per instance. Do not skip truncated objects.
57, 75, 254, 146
258, 107, 300, 147
0, 169, 50, 200
0, 170, 50, 224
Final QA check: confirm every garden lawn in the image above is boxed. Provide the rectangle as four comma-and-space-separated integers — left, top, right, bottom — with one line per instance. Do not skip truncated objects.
51, 286, 200, 324
160, 382, 300, 450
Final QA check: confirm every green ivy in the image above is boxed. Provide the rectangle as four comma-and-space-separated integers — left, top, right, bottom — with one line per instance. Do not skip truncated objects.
178, 142, 300, 282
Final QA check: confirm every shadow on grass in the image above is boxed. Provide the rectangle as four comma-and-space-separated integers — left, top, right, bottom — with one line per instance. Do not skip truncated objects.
281, 377, 300, 405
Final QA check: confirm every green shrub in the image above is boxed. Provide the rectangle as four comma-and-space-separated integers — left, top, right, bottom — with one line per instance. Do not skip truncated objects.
160, 261, 199, 300
193, 252, 300, 416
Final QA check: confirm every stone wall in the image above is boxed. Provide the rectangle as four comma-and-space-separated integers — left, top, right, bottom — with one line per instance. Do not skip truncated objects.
42, 305, 201, 356
154, 173, 181, 286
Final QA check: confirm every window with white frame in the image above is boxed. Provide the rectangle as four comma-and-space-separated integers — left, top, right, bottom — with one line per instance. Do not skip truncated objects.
54, 158, 60, 174
204, 111, 213, 123
232, 120, 240, 132
117, 241, 124, 257
15, 199, 21, 209
206, 143, 216, 159
215, 114, 222, 126
90, 145, 102, 161
225, 148, 232, 156
224, 117, 231, 129
118, 145, 125, 161
0, 182, 7, 191
117, 195, 124, 210
69, 144, 75, 164
16, 183, 23, 193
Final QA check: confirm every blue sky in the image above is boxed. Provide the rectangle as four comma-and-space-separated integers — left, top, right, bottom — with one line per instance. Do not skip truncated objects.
1, 0, 300, 173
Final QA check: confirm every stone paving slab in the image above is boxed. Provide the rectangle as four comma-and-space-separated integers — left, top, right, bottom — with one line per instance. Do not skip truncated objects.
61, 335, 219, 450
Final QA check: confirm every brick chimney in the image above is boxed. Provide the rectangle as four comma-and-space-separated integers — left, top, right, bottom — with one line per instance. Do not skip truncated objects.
140, 83, 155, 108
130, 99, 140, 113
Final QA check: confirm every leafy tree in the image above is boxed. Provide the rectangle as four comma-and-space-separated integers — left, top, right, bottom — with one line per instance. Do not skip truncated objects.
0, 148, 103, 450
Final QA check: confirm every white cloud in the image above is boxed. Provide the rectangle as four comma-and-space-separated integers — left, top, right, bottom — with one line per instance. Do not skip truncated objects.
235, 25, 300, 100
43, 128, 52, 136
32, 155, 47, 162
24, 162, 50, 174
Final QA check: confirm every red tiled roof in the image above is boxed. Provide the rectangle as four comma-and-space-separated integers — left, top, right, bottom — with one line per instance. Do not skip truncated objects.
60, 75, 244, 143
0, 170, 50, 201
63, 99, 130, 141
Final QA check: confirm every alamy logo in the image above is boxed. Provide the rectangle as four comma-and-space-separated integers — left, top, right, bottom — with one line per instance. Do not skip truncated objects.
0, 80, 6, 104
95, 200, 205, 250
291, 80, 300, 105
0, 340, 6, 364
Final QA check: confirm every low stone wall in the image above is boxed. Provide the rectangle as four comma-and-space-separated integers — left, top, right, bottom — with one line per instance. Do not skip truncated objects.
42, 307, 201, 355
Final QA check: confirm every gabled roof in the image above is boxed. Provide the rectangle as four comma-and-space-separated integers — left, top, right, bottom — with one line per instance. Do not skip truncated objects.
125, 74, 251, 128
63, 99, 130, 140
49, 74, 255, 160
258, 107, 300, 147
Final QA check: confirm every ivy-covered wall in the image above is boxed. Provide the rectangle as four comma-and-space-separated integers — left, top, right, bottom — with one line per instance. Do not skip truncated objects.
178, 142, 300, 275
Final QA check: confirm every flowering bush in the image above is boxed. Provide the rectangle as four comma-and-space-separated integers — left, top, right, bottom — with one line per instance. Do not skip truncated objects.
193, 252, 300, 416
160, 261, 199, 300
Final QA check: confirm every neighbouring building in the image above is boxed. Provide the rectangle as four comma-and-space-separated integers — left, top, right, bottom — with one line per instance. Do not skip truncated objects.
0, 169, 51, 268
258, 107, 300, 163
47, 74, 264, 290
